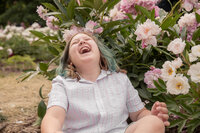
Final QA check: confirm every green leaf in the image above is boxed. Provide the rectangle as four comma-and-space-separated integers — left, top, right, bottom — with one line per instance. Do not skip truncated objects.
39, 85, 45, 99
42, 3, 58, 11
161, 13, 183, 30
158, 78, 166, 89
180, 102, 193, 114
128, 38, 137, 54
45, 12, 62, 16
135, 5, 151, 20
195, 13, 200, 23
153, 80, 166, 92
169, 110, 188, 119
187, 119, 200, 133
180, 26, 186, 40
178, 119, 187, 133
39, 63, 48, 72
99, 0, 119, 13
169, 119, 184, 128
138, 88, 152, 100
151, 8, 155, 20
83, 1, 94, 8
191, 111, 200, 119
53, 0, 69, 20
38, 100, 47, 118
67, 0, 76, 19
48, 46, 59, 56
32, 117, 42, 126
192, 28, 200, 41
107, 0, 121, 11
94, 0, 103, 10
29, 30, 45, 39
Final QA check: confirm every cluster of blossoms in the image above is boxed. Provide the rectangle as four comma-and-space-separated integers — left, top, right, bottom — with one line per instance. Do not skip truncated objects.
36, 5, 59, 30
108, 0, 160, 21
0, 22, 56, 43
145, 37, 200, 95
63, 20, 103, 43
134, 19, 161, 48
181, 0, 200, 12
178, 12, 199, 41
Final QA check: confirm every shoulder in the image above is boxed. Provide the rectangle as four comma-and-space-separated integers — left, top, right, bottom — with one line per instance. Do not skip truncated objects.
109, 71, 129, 82
52, 75, 75, 84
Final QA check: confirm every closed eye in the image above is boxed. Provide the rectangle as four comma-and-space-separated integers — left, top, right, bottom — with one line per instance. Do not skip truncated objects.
84, 38, 91, 41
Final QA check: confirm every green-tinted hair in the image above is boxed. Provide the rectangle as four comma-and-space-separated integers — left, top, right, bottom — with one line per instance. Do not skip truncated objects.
56, 32, 120, 79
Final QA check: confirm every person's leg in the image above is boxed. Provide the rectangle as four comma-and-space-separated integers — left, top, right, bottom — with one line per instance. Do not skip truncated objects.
125, 115, 165, 133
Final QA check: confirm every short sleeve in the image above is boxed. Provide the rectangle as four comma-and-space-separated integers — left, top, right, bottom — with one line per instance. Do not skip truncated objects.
125, 75, 144, 113
47, 75, 68, 112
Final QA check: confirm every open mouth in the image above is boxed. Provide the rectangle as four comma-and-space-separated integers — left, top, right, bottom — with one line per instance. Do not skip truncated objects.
79, 45, 91, 54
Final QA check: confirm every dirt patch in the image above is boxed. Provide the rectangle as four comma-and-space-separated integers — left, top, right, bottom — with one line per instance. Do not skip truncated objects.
0, 72, 51, 132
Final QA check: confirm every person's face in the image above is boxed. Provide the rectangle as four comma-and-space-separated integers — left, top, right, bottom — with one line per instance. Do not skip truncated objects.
68, 33, 100, 68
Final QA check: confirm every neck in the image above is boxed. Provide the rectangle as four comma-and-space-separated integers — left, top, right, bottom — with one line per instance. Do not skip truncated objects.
76, 64, 101, 82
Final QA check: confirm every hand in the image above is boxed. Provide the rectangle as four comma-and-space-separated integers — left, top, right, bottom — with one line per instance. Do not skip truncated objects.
55, 131, 64, 133
151, 101, 170, 126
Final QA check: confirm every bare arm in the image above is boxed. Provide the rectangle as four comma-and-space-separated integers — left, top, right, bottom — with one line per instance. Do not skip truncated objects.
129, 102, 170, 126
41, 106, 66, 133
129, 107, 151, 122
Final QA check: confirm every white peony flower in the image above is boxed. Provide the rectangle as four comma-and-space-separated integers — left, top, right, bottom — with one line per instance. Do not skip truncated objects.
178, 13, 196, 28
135, 19, 161, 40
191, 45, 200, 57
109, 7, 126, 21
171, 57, 183, 69
167, 38, 186, 54
7, 48, 13, 56
188, 62, 200, 83
161, 61, 176, 81
166, 74, 190, 95
0, 46, 3, 50
31, 22, 41, 29
189, 53, 198, 62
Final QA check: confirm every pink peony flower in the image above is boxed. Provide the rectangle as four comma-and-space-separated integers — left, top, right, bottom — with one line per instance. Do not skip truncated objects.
84, 20, 103, 34
76, 0, 81, 6
120, 0, 160, 15
46, 16, 59, 30
36, 5, 48, 20
178, 13, 198, 41
144, 67, 162, 88
181, 0, 199, 12
109, 7, 127, 21
135, 19, 161, 48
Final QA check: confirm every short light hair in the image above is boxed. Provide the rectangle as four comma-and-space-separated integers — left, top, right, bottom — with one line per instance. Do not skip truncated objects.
56, 32, 125, 80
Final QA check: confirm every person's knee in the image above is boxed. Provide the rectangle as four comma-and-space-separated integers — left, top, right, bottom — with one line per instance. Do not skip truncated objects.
143, 115, 165, 132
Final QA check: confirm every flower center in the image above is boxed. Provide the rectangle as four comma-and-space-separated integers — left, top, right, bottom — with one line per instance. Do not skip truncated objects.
168, 68, 173, 75
176, 82, 183, 90
144, 28, 150, 34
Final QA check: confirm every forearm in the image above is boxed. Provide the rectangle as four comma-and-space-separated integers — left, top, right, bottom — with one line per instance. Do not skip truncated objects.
41, 115, 63, 133
136, 108, 151, 120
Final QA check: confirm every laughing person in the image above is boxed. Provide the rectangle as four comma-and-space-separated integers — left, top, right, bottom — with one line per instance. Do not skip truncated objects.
41, 32, 170, 133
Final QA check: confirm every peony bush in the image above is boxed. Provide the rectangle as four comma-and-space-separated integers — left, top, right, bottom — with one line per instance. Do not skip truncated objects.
22, 0, 200, 132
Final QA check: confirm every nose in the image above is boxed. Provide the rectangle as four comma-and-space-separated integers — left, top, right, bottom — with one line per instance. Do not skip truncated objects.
79, 40, 85, 45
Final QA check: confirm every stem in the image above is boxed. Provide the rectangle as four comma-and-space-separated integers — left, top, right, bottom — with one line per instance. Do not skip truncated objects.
120, 53, 134, 61
180, 53, 190, 66
100, 10, 105, 25
161, 0, 182, 25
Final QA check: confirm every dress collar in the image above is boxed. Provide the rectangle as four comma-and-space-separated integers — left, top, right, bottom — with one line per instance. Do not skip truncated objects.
78, 70, 111, 84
